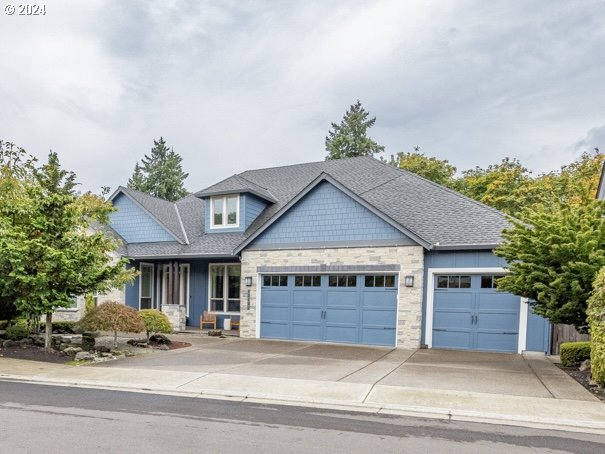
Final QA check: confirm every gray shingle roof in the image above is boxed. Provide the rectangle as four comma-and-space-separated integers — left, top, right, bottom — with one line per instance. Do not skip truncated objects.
195, 174, 277, 202
113, 156, 510, 258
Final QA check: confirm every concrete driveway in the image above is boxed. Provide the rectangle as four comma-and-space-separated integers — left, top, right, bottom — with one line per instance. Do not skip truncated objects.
96, 334, 595, 401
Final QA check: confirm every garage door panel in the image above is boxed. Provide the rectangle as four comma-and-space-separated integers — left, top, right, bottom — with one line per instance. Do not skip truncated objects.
260, 322, 290, 339
477, 312, 518, 331
325, 307, 358, 324
292, 290, 322, 307
260, 305, 289, 322
362, 309, 397, 327
434, 292, 472, 310
291, 323, 322, 341
261, 289, 290, 305
433, 311, 473, 329
362, 291, 397, 308
362, 328, 396, 346
433, 330, 473, 350
291, 307, 322, 323
325, 326, 358, 344
477, 293, 519, 311
476, 332, 518, 352
326, 290, 358, 307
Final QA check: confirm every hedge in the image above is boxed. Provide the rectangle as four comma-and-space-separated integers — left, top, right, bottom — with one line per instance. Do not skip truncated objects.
560, 341, 592, 367
588, 267, 605, 386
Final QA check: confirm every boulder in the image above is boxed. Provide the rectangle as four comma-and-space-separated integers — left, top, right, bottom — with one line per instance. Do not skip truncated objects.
74, 351, 94, 361
81, 333, 95, 351
579, 359, 591, 372
30, 335, 45, 347
94, 345, 111, 353
2, 339, 14, 348
207, 330, 222, 337
63, 346, 83, 357
149, 334, 171, 344
157, 344, 169, 351
18, 338, 33, 346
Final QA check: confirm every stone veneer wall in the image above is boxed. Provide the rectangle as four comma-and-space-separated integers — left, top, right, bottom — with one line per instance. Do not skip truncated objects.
161, 304, 187, 331
53, 286, 126, 322
239, 246, 424, 349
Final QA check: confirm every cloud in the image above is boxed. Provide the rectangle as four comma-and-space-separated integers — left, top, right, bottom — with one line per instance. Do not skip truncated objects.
1, 0, 604, 193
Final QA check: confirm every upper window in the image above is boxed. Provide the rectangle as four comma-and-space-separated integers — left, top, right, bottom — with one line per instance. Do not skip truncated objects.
436, 275, 471, 289
211, 195, 239, 228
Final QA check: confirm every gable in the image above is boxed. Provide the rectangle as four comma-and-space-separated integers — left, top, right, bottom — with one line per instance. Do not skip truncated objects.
243, 193, 269, 229
110, 193, 176, 243
249, 181, 416, 248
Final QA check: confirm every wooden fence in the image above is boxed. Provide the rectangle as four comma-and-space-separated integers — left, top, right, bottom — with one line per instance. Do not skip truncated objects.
550, 324, 591, 355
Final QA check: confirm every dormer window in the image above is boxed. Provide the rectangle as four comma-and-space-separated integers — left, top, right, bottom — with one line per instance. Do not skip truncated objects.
211, 195, 239, 228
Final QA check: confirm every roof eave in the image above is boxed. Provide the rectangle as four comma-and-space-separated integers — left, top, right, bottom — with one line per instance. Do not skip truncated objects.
194, 188, 277, 203
431, 243, 500, 251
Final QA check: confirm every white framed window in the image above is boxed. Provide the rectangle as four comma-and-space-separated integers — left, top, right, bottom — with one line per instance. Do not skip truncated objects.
208, 263, 241, 313
139, 263, 154, 310
211, 195, 239, 228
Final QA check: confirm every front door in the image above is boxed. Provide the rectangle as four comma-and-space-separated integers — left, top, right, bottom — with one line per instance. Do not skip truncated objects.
161, 263, 190, 317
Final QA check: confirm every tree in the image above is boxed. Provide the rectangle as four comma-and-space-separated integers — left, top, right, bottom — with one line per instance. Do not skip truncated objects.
80, 302, 145, 348
139, 309, 172, 342
325, 100, 385, 160
455, 158, 532, 216
0, 149, 135, 349
387, 148, 457, 187
127, 137, 189, 201
495, 200, 605, 332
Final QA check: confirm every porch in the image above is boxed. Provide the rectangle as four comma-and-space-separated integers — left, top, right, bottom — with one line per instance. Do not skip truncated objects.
124, 258, 242, 332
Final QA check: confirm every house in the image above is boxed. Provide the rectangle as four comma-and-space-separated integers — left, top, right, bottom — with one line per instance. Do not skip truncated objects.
64, 156, 551, 353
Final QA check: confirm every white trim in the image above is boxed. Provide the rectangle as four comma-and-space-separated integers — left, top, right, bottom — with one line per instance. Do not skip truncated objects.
424, 267, 510, 349
395, 271, 401, 348
174, 205, 189, 244
207, 262, 242, 314
518, 298, 529, 354
255, 272, 261, 339
210, 195, 240, 229
161, 264, 190, 314
138, 262, 154, 310
181, 264, 190, 317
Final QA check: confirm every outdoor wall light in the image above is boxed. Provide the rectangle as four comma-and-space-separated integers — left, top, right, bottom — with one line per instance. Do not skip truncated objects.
404, 275, 414, 287
245, 276, 253, 287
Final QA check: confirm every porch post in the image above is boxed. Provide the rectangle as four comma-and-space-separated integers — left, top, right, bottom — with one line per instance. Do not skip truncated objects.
174, 260, 180, 306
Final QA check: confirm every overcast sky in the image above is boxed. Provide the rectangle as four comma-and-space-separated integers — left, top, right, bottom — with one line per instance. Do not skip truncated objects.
1, 0, 604, 194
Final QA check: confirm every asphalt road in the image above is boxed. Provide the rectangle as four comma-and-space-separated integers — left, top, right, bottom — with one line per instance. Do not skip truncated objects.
0, 380, 603, 454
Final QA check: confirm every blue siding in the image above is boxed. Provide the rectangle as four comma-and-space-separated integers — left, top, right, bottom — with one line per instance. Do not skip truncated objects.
526, 306, 551, 353
243, 193, 269, 229
125, 263, 139, 310
251, 181, 412, 247
110, 194, 175, 243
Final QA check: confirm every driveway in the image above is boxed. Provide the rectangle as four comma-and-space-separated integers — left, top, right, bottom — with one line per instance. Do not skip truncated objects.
96, 334, 596, 402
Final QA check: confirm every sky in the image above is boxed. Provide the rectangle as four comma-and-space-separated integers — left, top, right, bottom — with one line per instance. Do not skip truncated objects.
1, 0, 604, 194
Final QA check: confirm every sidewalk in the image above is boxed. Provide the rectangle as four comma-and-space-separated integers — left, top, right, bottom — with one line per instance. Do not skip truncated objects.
1, 354, 605, 435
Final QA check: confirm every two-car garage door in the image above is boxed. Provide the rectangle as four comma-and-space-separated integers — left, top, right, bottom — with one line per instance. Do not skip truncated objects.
432, 274, 520, 353
260, 274, 398, 347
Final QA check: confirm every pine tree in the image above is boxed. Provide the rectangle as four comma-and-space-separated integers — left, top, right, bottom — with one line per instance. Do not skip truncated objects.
325, 100, 385, 160
127, 137, 189, 202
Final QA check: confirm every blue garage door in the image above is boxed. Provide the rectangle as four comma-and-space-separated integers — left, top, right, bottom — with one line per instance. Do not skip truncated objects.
432, 274, 520, 353
260, 274, 398, 347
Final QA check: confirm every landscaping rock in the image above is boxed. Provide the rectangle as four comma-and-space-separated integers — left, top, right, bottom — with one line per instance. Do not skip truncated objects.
94, 345, 111, 353
30, 335, 45, 347
149, 334, 171, 344
2, 339, 14, 348
81, 333, 95, 351
580, 359, 591, 372
157, 344, 169, 351
17, 338, 33, 346
207, 330, 222, 337
74, 351, 94, 361
63, 347, 83, 357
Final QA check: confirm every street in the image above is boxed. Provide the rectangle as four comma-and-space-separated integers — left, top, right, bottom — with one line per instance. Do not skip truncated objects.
0, 381, 603, 453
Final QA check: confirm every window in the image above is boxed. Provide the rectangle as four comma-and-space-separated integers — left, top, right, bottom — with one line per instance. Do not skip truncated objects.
211, 195, 239, 228
436, 275, 471, 289
328, 275, 357, 287
294, 275, 321, 287
68, 296, 78, 309
139, 263, 154, 309
364, 275, 396, 288
481, 275, 503, 289
209, 264, 240, 312
262, 275, 288, 287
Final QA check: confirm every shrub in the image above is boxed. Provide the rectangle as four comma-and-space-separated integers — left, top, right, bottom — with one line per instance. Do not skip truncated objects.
588, 267, 605, 386
80, 301, 145, 348
0, 320, 8, 330
4, 324, 30, 341
560, 341, 592, 367
39, 321, 81, 334
139, 310, 172, 342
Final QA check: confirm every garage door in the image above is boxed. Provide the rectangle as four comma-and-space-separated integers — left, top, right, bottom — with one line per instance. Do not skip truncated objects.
432, 274, 520, 353
260, 274, 398, 347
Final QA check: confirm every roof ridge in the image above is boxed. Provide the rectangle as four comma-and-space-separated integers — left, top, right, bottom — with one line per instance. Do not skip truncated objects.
239, 155, 370, 176
235, 173, 270, 191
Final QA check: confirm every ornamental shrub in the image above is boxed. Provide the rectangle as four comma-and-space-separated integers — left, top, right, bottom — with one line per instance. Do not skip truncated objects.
560, 341, 592, 367
588, 267, 605, 386
4, 324, 30, 340
139, 309, 172, 342
80, 301, 144, 348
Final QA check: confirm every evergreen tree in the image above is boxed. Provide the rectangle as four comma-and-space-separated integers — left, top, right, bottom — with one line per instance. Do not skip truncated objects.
325, 100, 385, 160
127, 137, 189, 201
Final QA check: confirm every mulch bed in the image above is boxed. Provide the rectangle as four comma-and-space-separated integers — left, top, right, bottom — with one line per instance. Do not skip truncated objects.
0, 344, 69, 364
557, 364, 605, 402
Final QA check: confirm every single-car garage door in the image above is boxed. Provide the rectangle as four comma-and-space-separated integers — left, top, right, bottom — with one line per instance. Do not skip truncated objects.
260, 274, 398, 347
432, 274, 520, 353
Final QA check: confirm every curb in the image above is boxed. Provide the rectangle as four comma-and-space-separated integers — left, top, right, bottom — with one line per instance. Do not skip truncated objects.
2, 373, 604, 435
